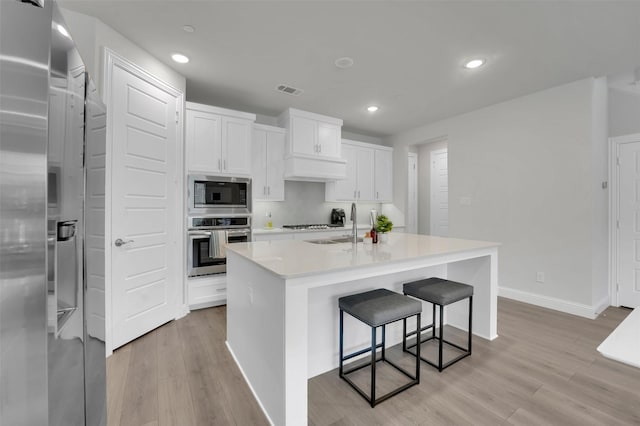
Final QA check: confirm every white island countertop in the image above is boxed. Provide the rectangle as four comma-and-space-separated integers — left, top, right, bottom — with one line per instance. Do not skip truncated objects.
228, 233, 499, 279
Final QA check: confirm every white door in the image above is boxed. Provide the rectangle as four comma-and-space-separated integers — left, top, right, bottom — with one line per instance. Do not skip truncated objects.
618, 140, 640, 308
430, 149, 448, 237
407, 152, 418, 234
110, 61, 181, 349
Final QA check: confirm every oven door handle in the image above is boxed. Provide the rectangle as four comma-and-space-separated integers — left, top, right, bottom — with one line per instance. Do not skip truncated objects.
227, 229, 250, 235
188, 231, 212, 238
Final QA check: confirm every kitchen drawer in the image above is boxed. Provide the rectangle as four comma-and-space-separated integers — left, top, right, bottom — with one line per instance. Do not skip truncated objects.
188, 274, 227, 310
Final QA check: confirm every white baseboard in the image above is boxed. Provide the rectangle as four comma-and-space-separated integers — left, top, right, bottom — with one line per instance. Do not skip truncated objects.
499, 286, 609, 320
225, 341, 274, 426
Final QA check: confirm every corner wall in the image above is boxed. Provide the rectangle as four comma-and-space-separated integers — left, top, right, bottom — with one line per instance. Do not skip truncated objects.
388, 78, 609, 317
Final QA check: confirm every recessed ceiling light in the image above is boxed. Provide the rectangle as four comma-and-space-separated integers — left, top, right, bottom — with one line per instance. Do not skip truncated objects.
367, 105, 379, 113
56, 24, 70, 38
335, 57, 354, 69
183, 25, 195, 33
464, 58, 485, 69
171, 53, 189, 64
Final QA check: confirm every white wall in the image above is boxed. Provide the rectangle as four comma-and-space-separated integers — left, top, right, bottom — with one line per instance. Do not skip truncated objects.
388, 78, 609, 317
417, 140, 448, 234
58, 7, 186, 99
609, 88, 640, 137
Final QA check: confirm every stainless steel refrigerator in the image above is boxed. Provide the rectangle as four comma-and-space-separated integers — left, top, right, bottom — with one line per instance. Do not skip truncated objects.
0, 1, 106, 425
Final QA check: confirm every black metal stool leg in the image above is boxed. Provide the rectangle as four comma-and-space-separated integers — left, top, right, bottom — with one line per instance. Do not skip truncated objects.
402, 318, 407, 352
381, 324, 386, 361
370, 326, 377, 407
339, 309, 344, 376
432, 303, 436, 339
468, 296, 473, 353
415, 313, 421, 382
438, 304, 444, 372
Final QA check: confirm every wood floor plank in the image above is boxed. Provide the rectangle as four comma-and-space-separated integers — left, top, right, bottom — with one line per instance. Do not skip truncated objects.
118, 331, 159, 426
106, 345, 131, 426
107, 299, 640, 426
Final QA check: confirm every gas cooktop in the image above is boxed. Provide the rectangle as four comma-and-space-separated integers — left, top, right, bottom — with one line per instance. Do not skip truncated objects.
282, 224, 344, 230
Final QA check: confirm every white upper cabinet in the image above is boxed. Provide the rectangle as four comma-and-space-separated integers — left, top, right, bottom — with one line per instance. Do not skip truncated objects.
186, 102, 256, 176
252, 124, 285, 201
326, 140, 393, 202
374, 148, 393, 202
278, 108, 346, 181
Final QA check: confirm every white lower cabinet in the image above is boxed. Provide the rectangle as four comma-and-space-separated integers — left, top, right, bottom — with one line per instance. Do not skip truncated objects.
188, 274, 227, 310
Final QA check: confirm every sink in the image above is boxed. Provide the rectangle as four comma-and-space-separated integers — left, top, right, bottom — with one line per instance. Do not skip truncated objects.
306, 236, 363, 244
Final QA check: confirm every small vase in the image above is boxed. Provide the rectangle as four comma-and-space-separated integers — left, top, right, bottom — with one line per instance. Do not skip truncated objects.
379, 232, 389, 243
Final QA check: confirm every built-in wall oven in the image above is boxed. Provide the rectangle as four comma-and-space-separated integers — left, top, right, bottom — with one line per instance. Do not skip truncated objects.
188, 175, 251, 216
187, 215, 251, 277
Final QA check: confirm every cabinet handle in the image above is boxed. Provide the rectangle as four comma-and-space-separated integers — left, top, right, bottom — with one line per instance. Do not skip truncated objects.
224, 159, 227, 170
218, 159, 221, 170
376, 191, 379, 199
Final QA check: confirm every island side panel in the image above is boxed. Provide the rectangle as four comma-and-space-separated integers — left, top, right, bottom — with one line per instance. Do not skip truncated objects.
284, 282, 309, 425
446, 248, 498, 340
226, 251, 286, 426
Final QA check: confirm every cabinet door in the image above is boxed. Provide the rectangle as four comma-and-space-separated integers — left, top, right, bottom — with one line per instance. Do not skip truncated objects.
356, 147, 375, 201
251, 129, 268, 200
318, 122, 341, 158
266, 131, 285, 201
290, 115, 317, 156
333, 144, 357, 200
222, 116, 252, 175
374, 149, 393, 202
186, 110, 221, 174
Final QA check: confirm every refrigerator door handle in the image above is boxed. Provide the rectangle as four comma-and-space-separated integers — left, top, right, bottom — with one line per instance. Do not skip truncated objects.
57, 220, 77, 241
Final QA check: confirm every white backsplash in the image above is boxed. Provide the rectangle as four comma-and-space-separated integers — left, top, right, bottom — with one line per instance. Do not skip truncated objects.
252, 181, 382, 229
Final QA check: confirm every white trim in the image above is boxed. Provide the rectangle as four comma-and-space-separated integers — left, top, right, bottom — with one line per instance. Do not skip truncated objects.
225, 341, 275, 426
499, 286, 604, 319
608, 133, 640, 308
252, 123, 286, 133
103, 47, 185, 353
430, 148, 448, 236
186, 101, 256, 121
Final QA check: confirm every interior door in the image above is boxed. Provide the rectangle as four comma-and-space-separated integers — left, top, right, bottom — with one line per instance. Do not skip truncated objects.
407, 153, 418, 234
430, 149, 448, 236
618, 140, 640, 308
110, 62, 180, 349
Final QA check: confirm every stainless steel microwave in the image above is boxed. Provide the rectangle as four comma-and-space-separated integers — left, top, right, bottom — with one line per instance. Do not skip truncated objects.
188, 175, 252, 215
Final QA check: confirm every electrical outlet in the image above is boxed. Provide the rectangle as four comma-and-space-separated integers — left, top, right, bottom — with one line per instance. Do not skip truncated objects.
536, 272, 545, 283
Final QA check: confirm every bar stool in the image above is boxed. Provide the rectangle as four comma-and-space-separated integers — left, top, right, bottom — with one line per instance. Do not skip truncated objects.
402, 277, 473, 372
338, 288, 422, 407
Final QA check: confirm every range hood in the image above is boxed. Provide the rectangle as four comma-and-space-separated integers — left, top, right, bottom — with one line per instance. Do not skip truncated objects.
284, 154, 347, 182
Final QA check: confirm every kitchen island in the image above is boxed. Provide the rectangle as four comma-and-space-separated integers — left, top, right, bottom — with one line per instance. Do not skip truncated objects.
226, 233, 499, 425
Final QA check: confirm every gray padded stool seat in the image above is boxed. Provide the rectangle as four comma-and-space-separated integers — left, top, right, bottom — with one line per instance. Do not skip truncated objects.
339, 289, 422, 407
402, 277, 473, 372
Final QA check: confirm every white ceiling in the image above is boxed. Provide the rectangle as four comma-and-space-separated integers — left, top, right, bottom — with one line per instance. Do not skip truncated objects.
59, 1, 640, 138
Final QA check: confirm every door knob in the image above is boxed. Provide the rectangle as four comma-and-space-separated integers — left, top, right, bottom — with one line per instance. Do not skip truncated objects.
115, 238, 134, 247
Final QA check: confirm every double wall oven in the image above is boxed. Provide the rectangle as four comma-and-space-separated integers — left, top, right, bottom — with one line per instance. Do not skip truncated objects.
187, 175, 252, 277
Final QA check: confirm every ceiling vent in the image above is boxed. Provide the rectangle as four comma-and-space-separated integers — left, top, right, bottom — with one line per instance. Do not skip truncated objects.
275, 84, 303, 96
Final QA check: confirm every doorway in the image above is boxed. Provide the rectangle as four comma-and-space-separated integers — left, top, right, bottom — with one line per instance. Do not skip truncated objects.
611, 134, 640, 308
430, 149, 448, 237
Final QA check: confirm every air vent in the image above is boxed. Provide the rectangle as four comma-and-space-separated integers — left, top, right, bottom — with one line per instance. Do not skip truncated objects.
275, 84, 303, 96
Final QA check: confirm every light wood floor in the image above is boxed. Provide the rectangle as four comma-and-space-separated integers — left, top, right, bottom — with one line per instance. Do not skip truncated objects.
107, 298, 640, 426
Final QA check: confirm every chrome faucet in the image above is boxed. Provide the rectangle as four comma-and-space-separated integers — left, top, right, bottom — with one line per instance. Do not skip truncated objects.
351, 202, 357, 243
